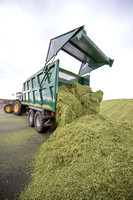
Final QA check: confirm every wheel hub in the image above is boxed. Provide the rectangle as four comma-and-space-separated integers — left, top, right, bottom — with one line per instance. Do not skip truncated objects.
14, 104, 18, 112
6, 106, 11, 112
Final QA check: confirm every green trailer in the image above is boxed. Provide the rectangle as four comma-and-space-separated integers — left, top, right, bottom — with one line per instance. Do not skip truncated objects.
12, 25, 114, 132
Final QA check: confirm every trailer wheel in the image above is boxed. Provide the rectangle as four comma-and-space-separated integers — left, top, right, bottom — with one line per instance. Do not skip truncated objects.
4, 104, 13, 113
34, 111, 44, 133
28, 109, 35, 127
13, 100, 23, 115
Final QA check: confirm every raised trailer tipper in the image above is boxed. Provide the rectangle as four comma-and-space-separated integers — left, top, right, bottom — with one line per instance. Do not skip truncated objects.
6, 25, 114, 132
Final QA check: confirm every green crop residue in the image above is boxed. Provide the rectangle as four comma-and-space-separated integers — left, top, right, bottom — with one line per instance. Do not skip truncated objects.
19, 84, 133, 200
0, 128, 34, 146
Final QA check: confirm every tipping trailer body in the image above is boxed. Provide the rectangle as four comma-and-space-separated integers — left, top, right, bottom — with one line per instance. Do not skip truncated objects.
8, 25, 113, 132
21, 25, 113, 113
21, 60, 90, 113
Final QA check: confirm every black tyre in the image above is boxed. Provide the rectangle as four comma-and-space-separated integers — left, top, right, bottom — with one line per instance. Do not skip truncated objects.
13, 100, 23, 115
28, 109, 35, 127
34, 111, 44, 133
4, 104, 13, 113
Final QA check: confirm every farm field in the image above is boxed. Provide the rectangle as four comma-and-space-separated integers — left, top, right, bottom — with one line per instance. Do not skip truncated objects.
100, 98, 133, 122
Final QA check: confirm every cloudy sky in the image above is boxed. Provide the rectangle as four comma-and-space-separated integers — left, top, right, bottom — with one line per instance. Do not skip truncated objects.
0, 0, 133, 100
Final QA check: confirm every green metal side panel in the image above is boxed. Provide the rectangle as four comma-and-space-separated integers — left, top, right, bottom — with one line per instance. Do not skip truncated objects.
45, 26, 84, 65
21, 60, 59, 112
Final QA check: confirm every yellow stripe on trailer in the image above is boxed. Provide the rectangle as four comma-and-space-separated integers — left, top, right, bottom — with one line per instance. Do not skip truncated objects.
21, 102, 53, 111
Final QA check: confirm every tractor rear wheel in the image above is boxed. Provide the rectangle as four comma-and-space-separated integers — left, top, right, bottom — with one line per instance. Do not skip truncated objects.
34, 111, 44, 133
4, 104, 13, 113
13, 100, 23, 115
28, 109, 35, 127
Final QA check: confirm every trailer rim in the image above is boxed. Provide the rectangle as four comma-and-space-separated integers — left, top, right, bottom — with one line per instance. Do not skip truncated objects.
28, 109, 35, 127
34, 111, 44, 133
36, 115, 41, 127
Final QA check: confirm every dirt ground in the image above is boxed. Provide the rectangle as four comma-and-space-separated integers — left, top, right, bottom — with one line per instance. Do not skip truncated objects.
0, 107, 54, 200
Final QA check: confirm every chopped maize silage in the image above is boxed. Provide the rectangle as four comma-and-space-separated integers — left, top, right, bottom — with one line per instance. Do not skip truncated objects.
19, 84, 133, 200
19, 114, 133, 200
55, 85, 83, 127
56, 83, 103, 126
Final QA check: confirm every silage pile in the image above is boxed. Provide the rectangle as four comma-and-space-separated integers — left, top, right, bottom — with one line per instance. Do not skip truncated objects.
56, 82, 103, 126
19, 83, 133, 200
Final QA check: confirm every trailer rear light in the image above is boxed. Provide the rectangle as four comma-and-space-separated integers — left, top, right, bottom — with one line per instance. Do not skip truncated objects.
52, 112, 55, 116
